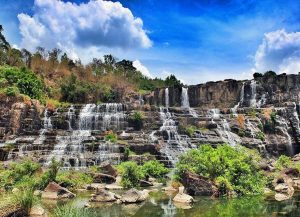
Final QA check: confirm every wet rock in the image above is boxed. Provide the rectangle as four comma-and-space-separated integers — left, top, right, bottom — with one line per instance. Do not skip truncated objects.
121, 188, 149, 203
139, 180, 153, 187
90, 189, 120, 202
100, 161, 118, 177
42, 182, 75, 200
105, 184, 123, 190
85, 183, 106, 191
181, 171, 216, 196
92, 173, 116, 184
173, 192, 194, 204
30, 205, 47, 217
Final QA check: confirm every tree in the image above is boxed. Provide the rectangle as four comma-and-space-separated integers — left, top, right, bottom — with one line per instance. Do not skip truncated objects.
21, 49, 32, 68
104, 54, 116, 66
90, 58, 104, 75
0, 25, 10, 51
48, 48, 61, 65
7, 48, 23, 66
165, 74, 182, 87
253, 72, 263, 79
264, 71, 276, 77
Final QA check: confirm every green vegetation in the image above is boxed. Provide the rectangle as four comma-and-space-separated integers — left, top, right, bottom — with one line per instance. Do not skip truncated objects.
275, 155, 292, 171
55, 171, 93, 189
117, 161, 144, 188
256, 131, 265, 141
133, 111, 144, 122
117, 160, 168, 188
13, 189, 38, 214
0, 66, 44, 100
105, 132, 118, 143
175, 144, 266, 196
54, 204, 99, 217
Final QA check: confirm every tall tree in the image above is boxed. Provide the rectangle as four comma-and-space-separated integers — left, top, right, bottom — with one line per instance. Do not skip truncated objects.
0, 25, 10, 51
21, 49, 32, 68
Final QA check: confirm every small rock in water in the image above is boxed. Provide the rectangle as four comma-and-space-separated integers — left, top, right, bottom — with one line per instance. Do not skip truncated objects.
173, 192, 194, 204
90, 189, 119, 202
121, 188, 149, 203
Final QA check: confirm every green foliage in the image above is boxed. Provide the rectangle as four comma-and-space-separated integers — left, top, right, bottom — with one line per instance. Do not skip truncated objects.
256, 131, 265, 141
175, 144, 266, 196
105, 132, 118, 143
117, 161, 144, 188
238, 129, 245, 137
133, 111, 144, 122
264, 70, 277, 77
186, 125, 196, 137
142, 160, 169, 179
253, 72, 263, 79
0, 66, 44, 99
0, 159, 40, 190
54, 204, 99, 217
55, 171, 93, 189
275, 155, 292, 171
12, 188, 37, 213
270, 112, 276, 123
248, 108, 257, 117
165, 74, 182, 87
123, 145, 130, 161
5, 86, 19, 96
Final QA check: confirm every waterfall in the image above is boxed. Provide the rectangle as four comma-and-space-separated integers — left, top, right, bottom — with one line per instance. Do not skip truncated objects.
246, 119, 256, 138
67, 105, 75, 130
250, 80, 257, 107
231, 83, 244, 116
161, 198, 176, 217
44, 108, 53, 130
277, 116, 294, 156
208, 108, 221, 122
181, 87, 198, 118
165, 88, 169, 108
159, 107, 189, 165
45, 103, 126, 169
257, 94, 266, 108
33, 108, 53, 146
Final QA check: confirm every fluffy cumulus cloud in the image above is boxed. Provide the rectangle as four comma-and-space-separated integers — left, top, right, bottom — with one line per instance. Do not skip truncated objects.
17, 0, 152, 57
132, 60, 152, 78
254, 29, 300, 74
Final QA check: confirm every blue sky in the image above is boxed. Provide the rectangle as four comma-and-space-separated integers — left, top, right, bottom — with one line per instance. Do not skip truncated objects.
1, 0, 300, 84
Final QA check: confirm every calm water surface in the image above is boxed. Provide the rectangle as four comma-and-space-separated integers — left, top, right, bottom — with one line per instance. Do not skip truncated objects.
42, 191, 300, 217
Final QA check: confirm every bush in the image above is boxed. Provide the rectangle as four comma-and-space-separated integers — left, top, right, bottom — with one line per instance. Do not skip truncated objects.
186, 125, 196, 137
0, 66, 44, 99
13, 189, 37, 214
55, 171, 93, 189
142, 160, 169, 179
105, 132, 117, 143
275, 155, 292, 171
117, 161, 144, 188
253, 72, 263, 79
175, 144, 266, 196
133, 111, 144, 122
264, 71, 276, 77
54, 204, 99, 217
5, 86, 19, 96
256, 131, 265, 141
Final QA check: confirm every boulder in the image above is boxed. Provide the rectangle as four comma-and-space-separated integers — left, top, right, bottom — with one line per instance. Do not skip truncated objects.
181, 171, 216, 196
121, 188, 149, 203
90, 189, 120, 202
30, 205, 47, 217
139, 180, 153, 187
85, 183, 105, 191
92, 173, 116, 184
274, 183, 294, 201
42, 182, 75, 200
173, 192, 194, 204
275, 193, 292, 201
105, 184, 123, 190
100, 161, 118, 177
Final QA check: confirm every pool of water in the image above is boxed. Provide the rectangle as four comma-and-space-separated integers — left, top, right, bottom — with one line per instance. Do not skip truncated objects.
42, 190, 300, 217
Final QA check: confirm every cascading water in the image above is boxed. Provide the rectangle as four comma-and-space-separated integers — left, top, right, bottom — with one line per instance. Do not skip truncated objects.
181, 87, 198, 118
257, 94, 266, 108
277, 115, 294, 156
161, 198, 177, 217
250, 80, 257, 107
231, 83, 244, 116
45, 103, 126, 169
165, 88, 169, 108
159, 88, 190, 166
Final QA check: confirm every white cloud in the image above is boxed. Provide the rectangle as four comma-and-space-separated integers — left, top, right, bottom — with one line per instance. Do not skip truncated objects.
17, 0, 152, 58
254, 29, 300, 74
133, 60, 152, 78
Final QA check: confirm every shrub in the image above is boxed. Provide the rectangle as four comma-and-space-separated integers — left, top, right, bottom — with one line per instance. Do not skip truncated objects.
133, 111, 144, 122
175, 144, 266, 196
55, 171, 93, 189
238, 129, 245, 137
236, 115, 245, 129
12, 189, 37, 214
105, 132, 117, 143
117, 161, 144, 188
5, 86, 19, 96
256, 131, 265, 141
264, 70, 276, 77
142, 160, 169, 179
253, 72, 263, 79
0, 66, 44, 99
54, 204, 99, 217
186, 125, 196, 137
275, 155, 292, 171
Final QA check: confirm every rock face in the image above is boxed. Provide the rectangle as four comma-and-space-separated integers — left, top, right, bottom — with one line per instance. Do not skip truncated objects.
92, 173, 116, 184
41, 182, 75, 200
90, 189, 120, 202
181, 171, 216, 196
2, 73, 300, 168
120, 188, 149, 203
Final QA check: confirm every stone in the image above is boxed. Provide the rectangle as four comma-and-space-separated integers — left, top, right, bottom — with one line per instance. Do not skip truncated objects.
12, 188, 19, 194
42, 182, 75, 200
162, 186, 178, 193
30, 205, 47, 217
100, 161, 118, 177
275, 193, 292, 201
293, 178, 300, 189
121, 188, 149, 203
105, 184, 123, 190
139, 180, 153, 187
172, 192, 194, 204
92, 173, 116, 184
34, 190, 42, 196
181, 171, 216, 196
85, 183, 106, 191
90, 189, 119, 202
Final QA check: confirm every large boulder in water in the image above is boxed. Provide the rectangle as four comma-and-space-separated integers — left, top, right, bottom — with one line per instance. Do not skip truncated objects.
90, 189, 120, 202
181, 171, 216, 196
100, 161, 118, 177
172, 187, 194, 204
120, 188, 149, 203
92, 173, 116, 184
41, 182, 75, 200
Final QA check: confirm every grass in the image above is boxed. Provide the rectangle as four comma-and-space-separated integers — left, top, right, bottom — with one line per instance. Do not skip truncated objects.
54, 204, 100, 217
